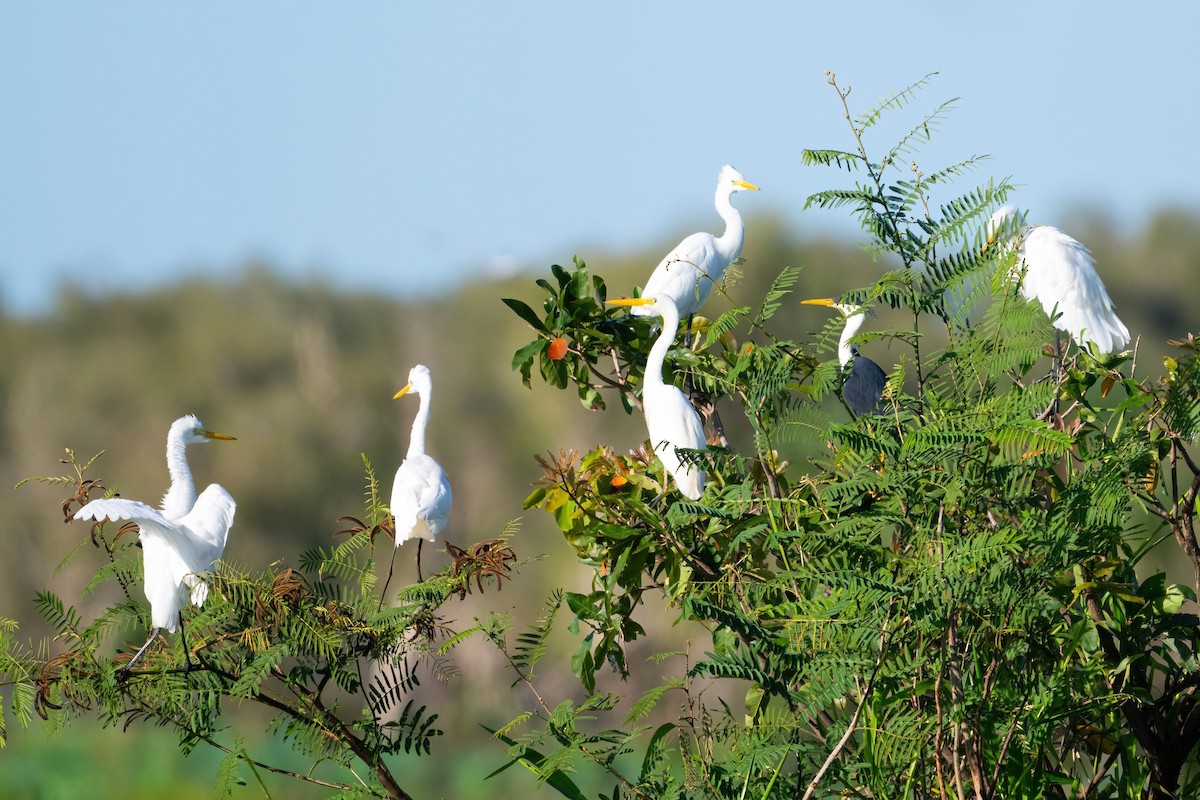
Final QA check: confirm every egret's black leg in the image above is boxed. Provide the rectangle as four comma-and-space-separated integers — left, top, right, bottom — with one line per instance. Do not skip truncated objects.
416, 539, 425, 583
684, 313, 695, 348
120, 627, 162, 676
377, 545, 399, 612
179, 613, 195, 673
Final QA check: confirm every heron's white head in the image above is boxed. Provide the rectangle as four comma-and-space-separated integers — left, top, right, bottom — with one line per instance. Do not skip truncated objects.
801, 296, 871, 321
718, 164, 760, 193
802, 297, 876, 366
171, 414, 236, 445
394, 364, 433, 400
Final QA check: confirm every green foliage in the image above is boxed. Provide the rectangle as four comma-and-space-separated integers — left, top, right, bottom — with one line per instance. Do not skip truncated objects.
499, 74, 1200, 799
5, 71, 1200, 800
1, 456, 519, 799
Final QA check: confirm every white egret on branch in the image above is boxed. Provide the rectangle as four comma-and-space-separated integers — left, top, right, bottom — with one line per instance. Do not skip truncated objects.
802, 297, 887, 418
987, 204, 1129, 354
608, 295, 706, 500
635, 165, 760, 332
73, 415, 236, 673
389, 365, 452, 583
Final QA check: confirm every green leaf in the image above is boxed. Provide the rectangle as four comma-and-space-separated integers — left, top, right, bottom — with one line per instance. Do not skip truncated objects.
512, 339, 549, 387
503, 297, 550, 333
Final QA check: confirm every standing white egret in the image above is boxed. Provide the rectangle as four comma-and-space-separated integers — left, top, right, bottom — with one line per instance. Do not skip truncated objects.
987, 204, 1129, 354
635, 165, 760, 331
389, 365, 452, 583
608, 295, 706, 500
73, 415, 236, 673
802, 297, 887, 418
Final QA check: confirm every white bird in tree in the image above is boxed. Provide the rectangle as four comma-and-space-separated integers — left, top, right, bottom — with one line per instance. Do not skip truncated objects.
608, 295, 706, 500
635, 165, 760, 332
73, 415, 236, 673
987, 204, 1130, 354
389, 365, 452, 583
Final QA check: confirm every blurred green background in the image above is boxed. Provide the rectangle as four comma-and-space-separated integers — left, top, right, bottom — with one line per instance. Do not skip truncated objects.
1, 210, 1198, 797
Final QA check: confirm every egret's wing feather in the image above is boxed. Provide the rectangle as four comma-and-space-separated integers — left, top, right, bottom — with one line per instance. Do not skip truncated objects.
637, 233, 720, 319
74, 497, 169, 527
75, 498, 194, 630
1020, 227, 1129, 353
645, 384, 706, 500
391, 455, 453, 544
169, 484, 236, 606
179, 484, 236, 568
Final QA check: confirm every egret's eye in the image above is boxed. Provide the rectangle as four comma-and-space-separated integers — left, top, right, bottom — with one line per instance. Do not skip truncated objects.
193, 428, 202, 435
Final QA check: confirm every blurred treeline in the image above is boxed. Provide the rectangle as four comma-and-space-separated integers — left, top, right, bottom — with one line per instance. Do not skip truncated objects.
0, 206, 1197, 797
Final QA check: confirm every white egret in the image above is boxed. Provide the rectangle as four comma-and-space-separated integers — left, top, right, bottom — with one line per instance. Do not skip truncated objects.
987, 204, 1129, 354
73, 415, 236, 673
802, 297, 887, 418
389, 365, 452, 583
635, 165, 760, 332
608, 295, 706, 500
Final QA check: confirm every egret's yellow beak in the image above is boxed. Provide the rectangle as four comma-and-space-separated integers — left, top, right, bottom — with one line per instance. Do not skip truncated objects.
801, 297, 836, 308
735, 179, 760, 191
393, 383, 414, 400
607, 297, 655, 308
202, 430, 236, 441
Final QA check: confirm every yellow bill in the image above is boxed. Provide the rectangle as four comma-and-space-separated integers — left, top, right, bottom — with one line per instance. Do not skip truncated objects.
607, 297, 655, 308
393, 383, 414, 400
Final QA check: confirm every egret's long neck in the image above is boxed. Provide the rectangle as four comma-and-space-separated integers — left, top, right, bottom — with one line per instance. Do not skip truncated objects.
161, 429, 196, 519
713, 185, 745, 264
407, 390, 431, 458
838, 313, 867, 368
646, 300, 681, 391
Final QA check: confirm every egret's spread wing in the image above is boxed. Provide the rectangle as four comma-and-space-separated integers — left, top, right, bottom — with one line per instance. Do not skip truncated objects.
74, 497, 167, 527
1020, 227, 1129, 354
391, 454, 453, 544
645, 384, 706, 500
170, 484, 237, 605
637, 233, 720, 319
75, 498, 197, 629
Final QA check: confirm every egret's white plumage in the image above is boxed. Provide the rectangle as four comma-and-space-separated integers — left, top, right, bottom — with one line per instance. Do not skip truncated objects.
634, 165, 759, 322
390, 365, 452, 547
802, 298, 887, 418
609, 295, 706, 500
988, 204, 1129, 354
73, 415, 236, 670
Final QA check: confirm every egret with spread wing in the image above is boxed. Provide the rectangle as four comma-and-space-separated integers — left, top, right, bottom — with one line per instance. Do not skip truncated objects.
635, 165, 759, 333
803, 297, 887, 418
389, 365, 452, 583
987, 204, 1129, 354
609, 295, 706, 500
73, 415, 236, 673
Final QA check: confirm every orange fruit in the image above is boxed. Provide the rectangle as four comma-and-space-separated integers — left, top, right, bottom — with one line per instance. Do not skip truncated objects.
548, 337, 568, 360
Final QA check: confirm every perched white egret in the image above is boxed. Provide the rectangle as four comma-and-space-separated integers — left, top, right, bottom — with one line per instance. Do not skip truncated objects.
608, 295, 706, 500
73, 415, 236, 672
987, 204, 1129, 354
635, 165, 760, 330
802, 297, 887, 418
389, 365, 452, 582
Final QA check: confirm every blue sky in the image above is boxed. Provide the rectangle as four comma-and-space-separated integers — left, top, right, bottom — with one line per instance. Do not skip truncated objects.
3, 3, 1197, 315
